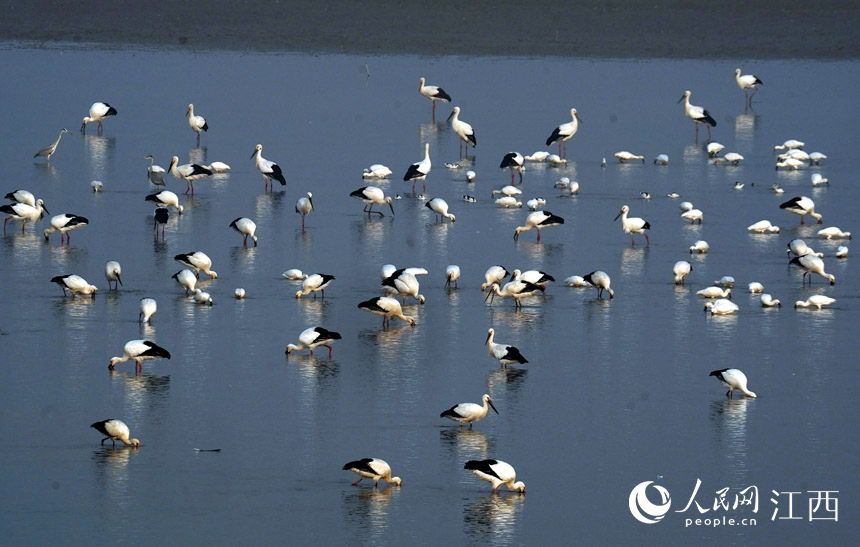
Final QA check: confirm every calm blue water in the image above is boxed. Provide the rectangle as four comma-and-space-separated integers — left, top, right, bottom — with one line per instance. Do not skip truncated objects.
0, 45, 857, 544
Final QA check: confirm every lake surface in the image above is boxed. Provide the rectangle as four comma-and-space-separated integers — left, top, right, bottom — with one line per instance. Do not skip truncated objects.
0, 45, 857, 544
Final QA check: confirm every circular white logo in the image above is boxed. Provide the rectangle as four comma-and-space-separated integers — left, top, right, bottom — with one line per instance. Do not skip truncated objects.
629, 481, 671, 524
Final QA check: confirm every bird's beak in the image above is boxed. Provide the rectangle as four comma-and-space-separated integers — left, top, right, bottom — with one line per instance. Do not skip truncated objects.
613, 210, 622, 221
575, 113, 583, 124
185, 109, 190, 118
388, 202, 395, 216
117, 274, 123, 287
249, 148, 257, 159
446, 110, 455, 122
677, 94, 685, 103
489, 400, 499, 414
485, 331, 492, 344
42, 205, 50, 215
309, 196, 314, 209
484, 291, 492, 303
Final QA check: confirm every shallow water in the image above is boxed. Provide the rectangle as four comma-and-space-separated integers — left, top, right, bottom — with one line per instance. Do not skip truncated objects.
0, 46, 857, 544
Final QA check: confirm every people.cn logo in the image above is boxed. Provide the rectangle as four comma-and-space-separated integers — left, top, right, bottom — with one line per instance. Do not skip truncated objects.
629, 481, 672, 524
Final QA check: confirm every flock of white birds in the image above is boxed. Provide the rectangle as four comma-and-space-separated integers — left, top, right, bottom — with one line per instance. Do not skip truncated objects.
4, 67, 852, 494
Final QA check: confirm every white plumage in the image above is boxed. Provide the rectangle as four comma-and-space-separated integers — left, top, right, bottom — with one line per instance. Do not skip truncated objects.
105, 261, 123, 290
362, 164, 393, 178
145, 155, 166, 186
673, 261, 692, 284
484, 280, 543, 309
794, 295, 836, 309
445, 265, 461, 289
678, 90, 716, 139
747, 220, 779, 233
350, 186, 395, 217
704, 299, 738, 315
145, 190, 184, 214
44, 213, 88, 243
229, 217, 258, 246
186, 104, 208, 143
710, 368, 756, 398
139, 298, 157, 323
464, 459, 525, 494
343, 458, 402, 487
51, 274, 98, 298
1, 199, 49, 233
419, 77, 451, 118
91, 419, 139, 447
174, 251, 218, 279
295, 274, 336, 299
109, 339, 171, 372
485, 328, 529, 367
818, 227, 851, 239
285, 326, 343, 357
780, 196, 822, 225
614, 205, 650, 245
425, 197, 455, 222
545, 108, 581, 159
790, 254, 835, 285
172, 269, 197, 294
514, 211, 564, 241
250, 144, 287, 190
357, 296, 415, 327
481, 266, 509, 291
440, 394, 498, 428
295, 192, 314, 229
614, 151, 644, 163
448, 106, 476, 155
80, 102, 117, 133
168, 156, 212, 195
689, 240, 710, 254
403, 143, 432, 192
697, 287, 731, 299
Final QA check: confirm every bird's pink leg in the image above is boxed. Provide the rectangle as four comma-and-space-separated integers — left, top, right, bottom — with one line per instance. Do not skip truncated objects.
631, 235, 636, 246
302, 216, 305, 229
510, 171, 514, 184
645, 233, 650, 245
243, 235, 248, 246
800, 215, 804, 225
536, 230, 541, 242
411, 181, 416, 193
22, 221, 26, 234
185, 182, 191, 195
3, 217, 7, 232
190, 182, 194, 195
326, 345, 333, 358
352, 478, 362, 486
563, 142, 567, 159
422, 181, 426, 192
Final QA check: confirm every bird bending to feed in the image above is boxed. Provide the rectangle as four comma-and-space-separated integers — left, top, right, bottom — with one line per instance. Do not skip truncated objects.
145, 190, 183, 214
448, 106, 476, 156
583, 271, 614, 299
780, 196, 822, 225
747, 220, 779, 233
689, 240, 709, 254
704, 299, 738, 315
681, 209, 703, 224
673, 261, 692, 284
186, 104, 208, 143
204, 161, 230, 172
172, 269, 197, 294
382, 269, 425, 304
811, 173, 829, 186
786, 239, 822, 260
282, 269, 308, 281
748, 282, 764, 293
760, 294, 781, 307
445, 265, 460, 288
464, 459, 525, 494
809, 152, 827, 165
343, 458, 401, 487
614, 205, 650, 245
714, 152, 744, 165
697, 287, 731, 299
514, 211, 564, 241
419, 77, 451, 119
441, 394, 498, 428
350, 186, 395, 217
362, 164, 392, 178
707, 142, 724, 157
230, 217, 258, 246
295, 274, 336, 299
678, 90, 716, 140
481, 266, 509, 291
564, 275, 591, 288
235, 288, 246, 299
734, 68, 763, 103
193, 289, 213, 305
774, 139, 804, 151
714, 276, 735, 288
105, 261, 122, 290
492, 185, 522, 197
51, 274, 98, 298
486, 328, 528, 367
168, 156, 212, 195
545, 108, 581, 159
91, 419, 139, 447
710, 369, 756, 398
495, 196, 522, 208
524, 151, 550, 161
795, 295, 836, 310
44, 214, 88, 243
358, 296, 415, 327
836, 246, 848, 258
250, 144, 287, 191
81, 102, 117, 133
1, 199, 48, 234
403, 143, 431, 192
776, 158, 804, 170
499, 152, 525, 184
139, 298, 157, 323
484, 280, 543, 309
425, 197, 455, 222
109, 340, 171, 372
285, 326, 342, 357
295, 193, 314, 229
174, 251, 217, 278
790, 255, 835, 285
818, 227, 851, 239
614, 151, 644, 163
34, 128, 72, 162
653, 154, 669, 165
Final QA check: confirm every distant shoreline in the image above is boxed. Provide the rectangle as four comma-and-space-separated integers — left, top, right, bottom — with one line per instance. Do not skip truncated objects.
2, 1, 858, 59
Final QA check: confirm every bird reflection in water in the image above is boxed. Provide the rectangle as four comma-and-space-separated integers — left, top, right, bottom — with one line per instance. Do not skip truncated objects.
734, 112, 758, 146
709, 398, 753, 484
188, 146, 207, 166
229, 244, 258, 273
463, 494, 524, 542
619, 246, 647, 277
290, 353, 340, 384
296, 297, 332, 325
487, 368, 528, 402
82, 134, 116, 173
418, 121, 447, 145
440, 427, 489, 460
352, 218, 388, 256
254, 190, 286, 219
109, 371, 171, 413
341, 486, 397, 543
